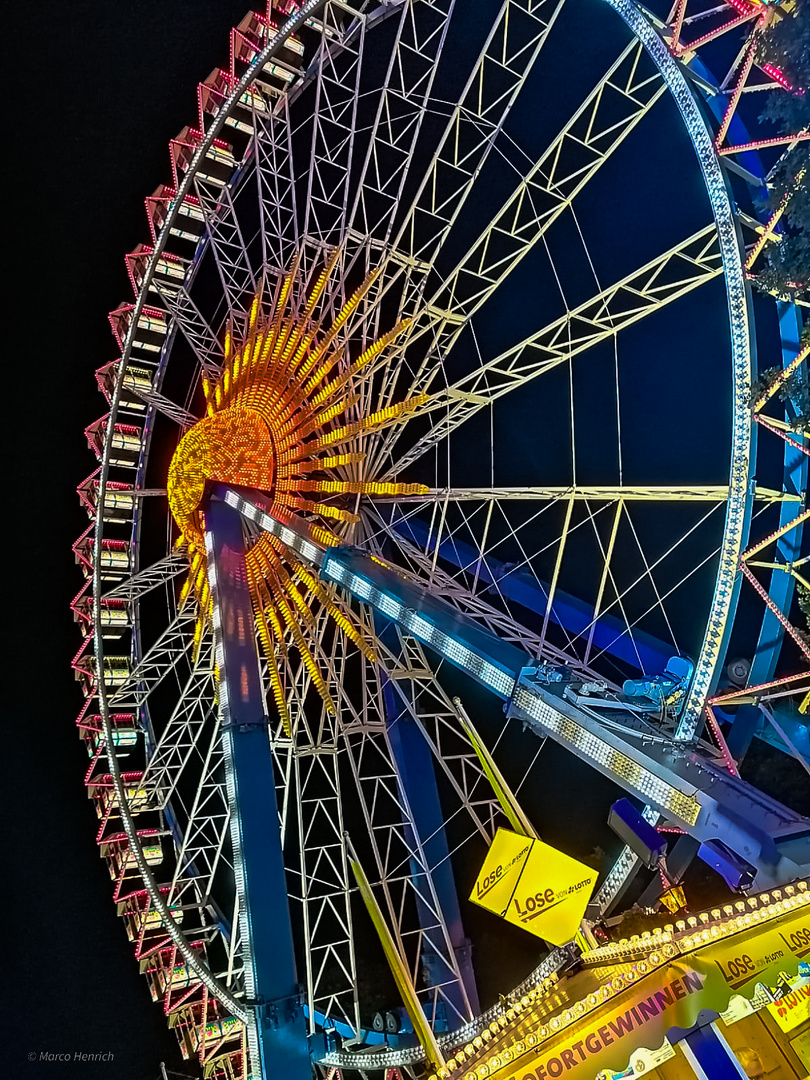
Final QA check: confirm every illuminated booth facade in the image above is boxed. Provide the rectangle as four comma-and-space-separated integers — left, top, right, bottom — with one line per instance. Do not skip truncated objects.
429, 882, 810, 1080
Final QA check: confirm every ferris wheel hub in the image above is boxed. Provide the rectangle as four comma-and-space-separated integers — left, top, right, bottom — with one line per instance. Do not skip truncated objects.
167, 405, 276, 534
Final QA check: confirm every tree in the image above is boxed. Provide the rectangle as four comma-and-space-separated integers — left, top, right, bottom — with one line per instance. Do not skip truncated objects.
752, 2, 810, 300
749, 364, 810, 433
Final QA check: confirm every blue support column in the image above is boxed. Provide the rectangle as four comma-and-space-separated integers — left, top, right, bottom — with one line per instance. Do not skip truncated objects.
677, 1022, 747, 1079
394, 517, 672, 672
380, 625, 479, 1021
205, 494, 310, 1080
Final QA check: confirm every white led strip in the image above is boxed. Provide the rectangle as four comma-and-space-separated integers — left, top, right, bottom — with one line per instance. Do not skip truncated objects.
222, 488, 324, 566
322, 554, 517, 698
511, 682, 701, 825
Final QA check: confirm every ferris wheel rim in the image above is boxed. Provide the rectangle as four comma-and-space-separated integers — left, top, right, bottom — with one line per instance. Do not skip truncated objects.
84, 0, 768, 1066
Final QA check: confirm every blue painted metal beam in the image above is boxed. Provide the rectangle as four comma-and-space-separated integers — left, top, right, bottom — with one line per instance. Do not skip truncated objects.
380, 623, 480, 1021
205, 493, 310, 1080
313, 532, 810, 890
393, 516, 672, 673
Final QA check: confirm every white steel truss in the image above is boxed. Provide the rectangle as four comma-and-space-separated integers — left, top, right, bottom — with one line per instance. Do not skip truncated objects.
341, 656, 477, 1031
380, 224, 722, 473
110, 607, 199, 707
103, 552, 188, 602
194, 178, 258, 319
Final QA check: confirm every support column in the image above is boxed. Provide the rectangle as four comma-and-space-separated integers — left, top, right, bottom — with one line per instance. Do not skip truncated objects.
205, 494, 310, 1080
678, 1021, 747, 1079
380, 624, 480, 1023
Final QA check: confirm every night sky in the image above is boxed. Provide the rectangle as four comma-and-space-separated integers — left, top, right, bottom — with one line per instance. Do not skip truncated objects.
9, 5, 250, 1078
6, 2, 807, 1079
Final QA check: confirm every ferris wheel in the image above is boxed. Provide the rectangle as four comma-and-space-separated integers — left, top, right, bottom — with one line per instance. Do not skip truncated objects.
71, 0, 808, 1078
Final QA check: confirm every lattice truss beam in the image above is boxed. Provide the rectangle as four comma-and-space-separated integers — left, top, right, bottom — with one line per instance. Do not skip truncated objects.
364, 35, 668, 437
111, 606, 199, 708
103, 552, 188, 603
254, 93, 300, 277
250, 0, 457, 342
380, 225, 722, 474
154, 280, 224, 377
278, 608, 361, 1035
132, 637, 236, 966
374, 625, 505, 843
301, 1, 367, 248
340, 654, 477, 1030
362, 489, 735, 680
194, 178, 258, 321
261, 581, 489, 1034
250, 0, 582, 412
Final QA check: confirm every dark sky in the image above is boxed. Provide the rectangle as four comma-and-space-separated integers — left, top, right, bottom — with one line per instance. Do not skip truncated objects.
8, 5, 251, 1079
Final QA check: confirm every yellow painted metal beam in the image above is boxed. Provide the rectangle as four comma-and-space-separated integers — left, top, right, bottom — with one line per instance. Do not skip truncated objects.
347, 845, 445, 1071
453, 699, 538, 840
385, 486, 802, 503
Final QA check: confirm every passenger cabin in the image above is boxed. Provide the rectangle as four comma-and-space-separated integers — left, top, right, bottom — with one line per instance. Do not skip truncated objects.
170, 127, 236, 190
95, 359, 154, 413
77, 473, 136, 525
146, 186, 206, 245
71, 587, 129, 639
101, 829, 163, 881
76, 712, 139, 755
85, 416, 144, 468
117, 886, 184, 945
125, 244, 188, 296
72, 653, 131, 699
109, 304, 168, 354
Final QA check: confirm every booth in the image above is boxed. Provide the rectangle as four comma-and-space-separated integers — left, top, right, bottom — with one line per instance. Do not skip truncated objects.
432, 881, 809, 1080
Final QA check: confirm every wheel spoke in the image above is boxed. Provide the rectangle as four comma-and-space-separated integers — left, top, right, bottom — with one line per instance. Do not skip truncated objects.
378, 225, 722, 475
375, 484, 798, 503
110, 607, 198, 707
102, 552, 187, 602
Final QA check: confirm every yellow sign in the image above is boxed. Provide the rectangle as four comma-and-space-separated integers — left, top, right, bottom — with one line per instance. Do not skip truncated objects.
767, 978, 810, 1032
479, 906, 809, 1080
470, 829, 597, 946
699, 909, 810, 994
659, 885, 686, 914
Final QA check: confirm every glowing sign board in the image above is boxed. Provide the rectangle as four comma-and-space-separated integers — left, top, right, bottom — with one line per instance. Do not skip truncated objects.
767, 977, 810, 1032
470, 828, 597, 946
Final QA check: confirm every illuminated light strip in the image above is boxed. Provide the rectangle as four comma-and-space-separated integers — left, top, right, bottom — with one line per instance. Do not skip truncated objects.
673, 10, 758, 56
718, 132, 810, 156
602, 0, 753, 747
203, 527, 230, 725
714, 34, 757, 149
756, 414, 810, 458
760, 62, 793, 92
742, 506, 810, 560
321, 554, 516, 698
221, 488, 323, 566
740, 562, 810, 661
704, 706, 739, 776
510, 681, 701, 826
203, 514, 259, 1041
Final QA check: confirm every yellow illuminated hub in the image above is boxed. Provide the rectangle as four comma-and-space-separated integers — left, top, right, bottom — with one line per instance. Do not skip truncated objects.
167, 250, 429, 726
168, 407, 275, 533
